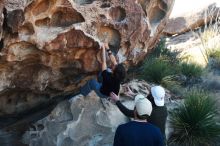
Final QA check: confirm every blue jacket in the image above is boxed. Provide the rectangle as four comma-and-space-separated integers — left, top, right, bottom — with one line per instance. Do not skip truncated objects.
114, 121, 164, 146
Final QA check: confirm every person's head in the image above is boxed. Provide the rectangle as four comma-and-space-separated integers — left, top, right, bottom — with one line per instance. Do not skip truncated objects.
150, 86, 165, 107
113, 63, 126, 82
134, 94, 152, 120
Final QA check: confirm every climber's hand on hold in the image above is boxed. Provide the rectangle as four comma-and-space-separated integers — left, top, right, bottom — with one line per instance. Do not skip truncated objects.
103, 42, 109, 49
99, 43, 105, 50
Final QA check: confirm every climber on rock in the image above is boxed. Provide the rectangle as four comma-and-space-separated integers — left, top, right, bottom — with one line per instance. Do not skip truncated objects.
80, 42, 126, 100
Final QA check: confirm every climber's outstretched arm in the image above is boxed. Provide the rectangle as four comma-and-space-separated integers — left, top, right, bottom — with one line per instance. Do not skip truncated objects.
100, 44, 107, 71
105, 43, 118, 67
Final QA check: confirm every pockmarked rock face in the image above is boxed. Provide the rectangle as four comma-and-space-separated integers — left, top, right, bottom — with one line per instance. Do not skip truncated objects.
0, 0, 174, 115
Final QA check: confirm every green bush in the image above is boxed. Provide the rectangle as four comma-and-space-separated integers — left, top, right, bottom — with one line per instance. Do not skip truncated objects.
151, 38, 169, 58
209, 49, 220, 67
209, 49, 220, 59
169, 89, 220, 146
141, 58, 176, 84
141, 38, 181, 87
198, 21, 220, 64
160, 75, 181, 90
180, 63, 203, 78
150, 38, 179, 64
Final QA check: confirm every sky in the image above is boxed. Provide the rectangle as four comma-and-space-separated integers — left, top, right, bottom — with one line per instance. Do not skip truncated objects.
170, 0, 220, 17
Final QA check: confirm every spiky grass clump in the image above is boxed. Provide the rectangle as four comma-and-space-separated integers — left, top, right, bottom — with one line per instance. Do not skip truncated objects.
150, 38, 179, 64
209, 49, 220, 59
198, 18, 220, 64
209, 49, 220, 67
169, 89, 220, 146
180, 63, 203, 78
141, 38, 182, 88
142, 58, 178, 86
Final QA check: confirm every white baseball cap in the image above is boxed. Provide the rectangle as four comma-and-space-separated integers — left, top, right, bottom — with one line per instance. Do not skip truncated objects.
135, 94, 152, 116
151, 86, 165, 106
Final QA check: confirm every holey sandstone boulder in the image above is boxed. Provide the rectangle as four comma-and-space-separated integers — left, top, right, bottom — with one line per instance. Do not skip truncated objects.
0, 0, 174, 115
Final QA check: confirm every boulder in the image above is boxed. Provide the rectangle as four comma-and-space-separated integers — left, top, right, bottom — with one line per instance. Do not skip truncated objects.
22, 80, 172, 146
164, 0, 220, 35
0, 0, 174, 116
166, 26, 220, 67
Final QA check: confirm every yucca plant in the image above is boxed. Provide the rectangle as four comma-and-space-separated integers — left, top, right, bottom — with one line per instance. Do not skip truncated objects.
169, 89, 220, 146
180, 62, 203, 78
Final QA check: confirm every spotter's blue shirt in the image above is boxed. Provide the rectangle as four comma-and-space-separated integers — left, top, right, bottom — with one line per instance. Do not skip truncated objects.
114, 121, 164, 146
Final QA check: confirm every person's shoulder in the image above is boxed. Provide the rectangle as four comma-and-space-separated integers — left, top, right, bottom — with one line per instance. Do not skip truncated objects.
117, 121, 133, 129
160, 105, 168, 110
154, 105, 168, 112
115, 123, 126, 133
102, 69, 108, 74
119, 122, 131, 127
147, 123, 161, 132
102, 69, 112, 75
160, 106, 168, 115
102, 70, 111, 78
148, 123, 163, 139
